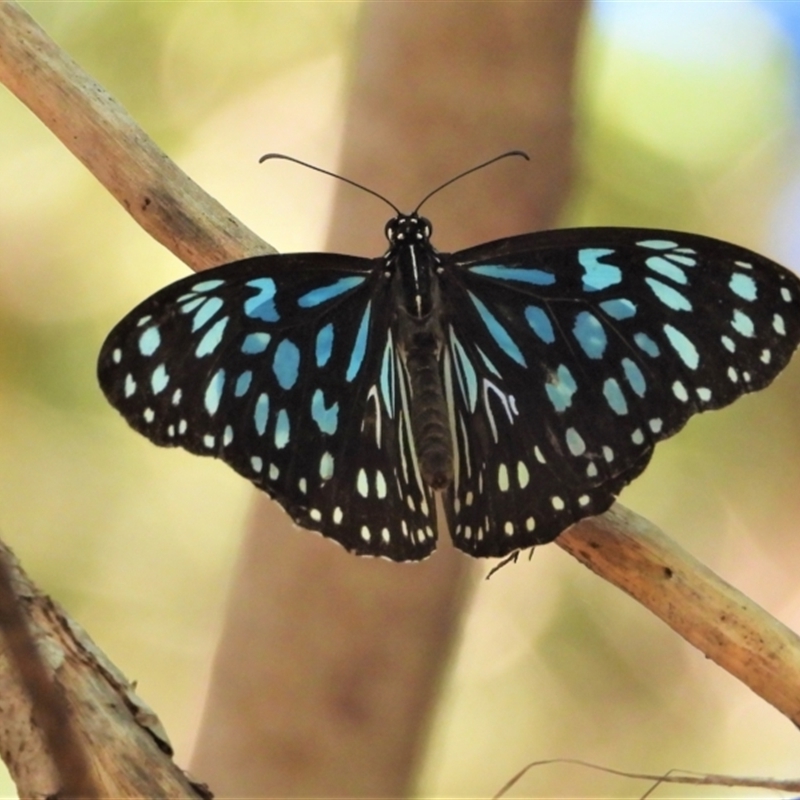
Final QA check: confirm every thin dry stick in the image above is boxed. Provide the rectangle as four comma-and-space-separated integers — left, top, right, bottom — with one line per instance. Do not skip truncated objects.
0, 546, 99, 799
493, 757, 800, 799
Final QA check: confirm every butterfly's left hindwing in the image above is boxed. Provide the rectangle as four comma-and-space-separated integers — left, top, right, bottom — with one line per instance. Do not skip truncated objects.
98, 253, 438, 561
439, 228, 800, 557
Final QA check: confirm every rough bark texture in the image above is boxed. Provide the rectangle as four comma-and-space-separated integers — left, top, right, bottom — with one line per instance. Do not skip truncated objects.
0, 541, 206, 799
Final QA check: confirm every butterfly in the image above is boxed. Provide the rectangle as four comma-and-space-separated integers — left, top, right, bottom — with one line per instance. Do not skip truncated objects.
97, 152, 800, 562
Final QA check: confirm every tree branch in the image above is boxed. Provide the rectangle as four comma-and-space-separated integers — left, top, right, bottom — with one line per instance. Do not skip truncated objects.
559, 506, 800, 726
0, 0, 273, 270
0, 544, 99, 799
0, 540, 209, 799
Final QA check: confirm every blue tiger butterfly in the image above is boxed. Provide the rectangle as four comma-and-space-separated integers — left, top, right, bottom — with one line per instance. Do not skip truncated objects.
98, 152, 800, 561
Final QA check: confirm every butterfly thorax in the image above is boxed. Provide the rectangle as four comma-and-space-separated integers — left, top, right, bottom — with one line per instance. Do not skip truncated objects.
385, 214, 454, 489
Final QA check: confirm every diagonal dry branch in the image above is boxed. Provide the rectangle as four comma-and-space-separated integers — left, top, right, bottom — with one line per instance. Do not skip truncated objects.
0, 0, 273, 269
559, 507, 800, 725
0, 0, 798, 795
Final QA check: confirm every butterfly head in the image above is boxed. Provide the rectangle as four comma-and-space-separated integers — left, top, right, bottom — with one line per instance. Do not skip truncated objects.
385, 214, 433, 247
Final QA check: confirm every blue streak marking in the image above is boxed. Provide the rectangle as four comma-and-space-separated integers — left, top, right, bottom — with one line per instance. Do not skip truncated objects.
622, 358, 646, 397
244, 278, 279, 322
235, 371, 252, 397
274, 409, 290, 449
470, 265, 555, 286
242, 332, 271, 354
254, 393, 269, 435
646, 256, 688, 284
205, 369, 225, 415
192, 279, 225, 293
451, 333, 478, 413
151, 364, 169, 394
637, 239, 678, 250
634, 332, 660, 357
180, 296, 205, 313
468, 292, 526, 366
603, 378, 628, 415
139, 327, 161, 356
196, 316, 229, 357
298, 276, 365, 308
732, 309, 755, 337
525, 305, 555, 343
272, 339, 301, 390
379, 336, 396, 416
645, 278, 692, 311
315, 323, 334, 367
311, 389, 339, 435
346, 302, 372, 382
600, 298, 636, 320
192, 297, 224, 331
666, 253, 696, 267
573, 311, 607, 359
721, 335, 736, 353
730, 273, 757, 301
545, 364, 577, 412
663, 324, 699, 369
476, 347, 502, 378
579, 249, 622, 291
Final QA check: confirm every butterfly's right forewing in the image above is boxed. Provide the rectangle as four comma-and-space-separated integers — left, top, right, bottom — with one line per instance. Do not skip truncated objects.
438, 228, 800, 557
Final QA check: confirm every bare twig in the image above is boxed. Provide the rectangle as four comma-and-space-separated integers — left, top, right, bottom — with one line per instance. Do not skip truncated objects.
493, 757, 800, 799
0, 0, 273, 269
559, 506, 800, 726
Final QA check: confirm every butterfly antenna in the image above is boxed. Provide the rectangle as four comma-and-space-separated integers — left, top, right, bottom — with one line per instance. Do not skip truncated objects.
413, 150, 530, 214
260, 153, 401, 215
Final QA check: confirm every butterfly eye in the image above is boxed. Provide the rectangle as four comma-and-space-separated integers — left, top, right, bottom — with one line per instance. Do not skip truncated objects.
420, 217, 432, 239
384, 219, 398, 242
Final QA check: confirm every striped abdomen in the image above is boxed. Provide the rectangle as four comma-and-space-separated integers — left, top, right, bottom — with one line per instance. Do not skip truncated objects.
405, 332, 453, 489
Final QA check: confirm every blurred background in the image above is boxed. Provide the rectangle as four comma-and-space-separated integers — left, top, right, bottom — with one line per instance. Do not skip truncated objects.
1, 1, 800, 797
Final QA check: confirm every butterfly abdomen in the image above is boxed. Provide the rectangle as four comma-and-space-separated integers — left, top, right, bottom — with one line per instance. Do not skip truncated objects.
403, 329, 453, 490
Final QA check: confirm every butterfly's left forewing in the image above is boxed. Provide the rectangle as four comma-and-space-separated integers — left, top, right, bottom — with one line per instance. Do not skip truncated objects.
440, 227, 800, 557
98, 252, 437, 561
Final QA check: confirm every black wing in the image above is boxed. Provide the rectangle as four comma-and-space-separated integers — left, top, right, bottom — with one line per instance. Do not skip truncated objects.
98, 252, 438, 561
438, 227, 800, 557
